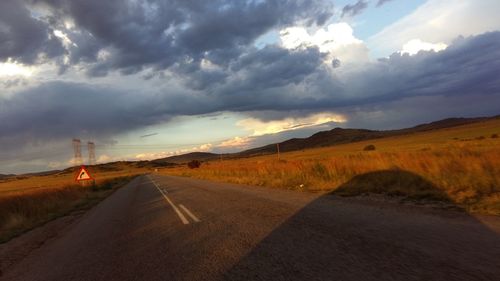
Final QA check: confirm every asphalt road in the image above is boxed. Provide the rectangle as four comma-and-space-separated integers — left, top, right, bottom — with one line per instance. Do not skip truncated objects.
2, 175, 500, 281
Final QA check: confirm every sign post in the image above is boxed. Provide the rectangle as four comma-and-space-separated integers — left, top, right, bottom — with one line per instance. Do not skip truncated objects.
75, 165, 95, 186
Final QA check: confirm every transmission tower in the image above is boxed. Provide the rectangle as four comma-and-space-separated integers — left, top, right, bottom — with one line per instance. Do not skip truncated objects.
72, 139, 83, 165
88, 141, 96, 165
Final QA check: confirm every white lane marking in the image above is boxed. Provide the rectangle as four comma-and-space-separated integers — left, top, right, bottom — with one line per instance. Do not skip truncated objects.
179, 204, 201, 223
149, 177, 189, 225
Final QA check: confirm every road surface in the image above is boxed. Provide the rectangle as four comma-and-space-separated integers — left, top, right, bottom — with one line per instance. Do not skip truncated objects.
1, 174, 499, 280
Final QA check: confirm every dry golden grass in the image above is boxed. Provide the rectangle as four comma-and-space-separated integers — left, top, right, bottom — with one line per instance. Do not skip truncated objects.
0, 163, 146, 243
0, 163, 148, 195
160, 119, 500, 215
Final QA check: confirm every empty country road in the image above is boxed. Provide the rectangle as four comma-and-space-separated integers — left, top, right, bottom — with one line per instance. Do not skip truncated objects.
2, 175, 499, 281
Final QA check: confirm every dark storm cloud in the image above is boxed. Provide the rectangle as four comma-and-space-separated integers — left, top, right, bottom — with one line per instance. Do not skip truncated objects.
0, 81, 219, 145
338, 32, 500, 106
209, 32, 500, 120
15, 0, 333, 76
341, 0, 368, 18
376, 0, 393, 7
0, 44, 328, 156
341, 93, 500, 130
0, 0, 64, 64
2, 32, 499, 149
229, 46, 324, 90
4, 31, 499, 148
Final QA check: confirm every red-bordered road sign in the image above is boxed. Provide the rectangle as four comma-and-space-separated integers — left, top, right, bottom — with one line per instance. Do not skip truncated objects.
75, 165, 94, 181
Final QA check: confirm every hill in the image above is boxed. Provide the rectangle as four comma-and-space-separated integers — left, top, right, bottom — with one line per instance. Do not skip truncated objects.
235, 115, 499, 157
154, 152, 219, 164
401, 116, 495, 132
0, 174, 15, 180
153, 115, 499, 163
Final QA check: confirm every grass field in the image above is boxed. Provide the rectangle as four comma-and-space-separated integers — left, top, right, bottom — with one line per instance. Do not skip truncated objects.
0, 164, 146, 243
160, 119, 500, 215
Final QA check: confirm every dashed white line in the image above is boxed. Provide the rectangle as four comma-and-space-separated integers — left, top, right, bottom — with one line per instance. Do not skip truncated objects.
149, 177, 189, 225
179, 204, 201, 223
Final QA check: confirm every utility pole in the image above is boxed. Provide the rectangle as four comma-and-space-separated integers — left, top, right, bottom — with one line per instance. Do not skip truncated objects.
88, 141, 96, 165
277, 143, 280, 161
72, 139, 82, 165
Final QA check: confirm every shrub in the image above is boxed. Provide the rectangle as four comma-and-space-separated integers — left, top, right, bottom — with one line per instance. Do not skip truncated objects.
310, 162, 330, 181
492, 134, 498, 139
363, 144, 376, 151
475, 136, 485, 140
187, 160, 201, 169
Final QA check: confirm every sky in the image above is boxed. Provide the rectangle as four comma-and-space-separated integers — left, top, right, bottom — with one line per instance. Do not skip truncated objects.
1, 0, 500, 174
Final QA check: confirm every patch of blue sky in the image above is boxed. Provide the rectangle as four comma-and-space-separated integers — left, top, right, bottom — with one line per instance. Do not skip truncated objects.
113, 112, 248, 151
346, 0, 426, 40
253, 0, 426, 52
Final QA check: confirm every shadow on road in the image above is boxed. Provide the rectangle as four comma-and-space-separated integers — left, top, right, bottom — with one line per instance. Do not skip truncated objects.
224, 169, 500, 281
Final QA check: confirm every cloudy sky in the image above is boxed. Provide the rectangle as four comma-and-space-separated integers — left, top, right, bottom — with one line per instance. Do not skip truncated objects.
1, 0, 500, 174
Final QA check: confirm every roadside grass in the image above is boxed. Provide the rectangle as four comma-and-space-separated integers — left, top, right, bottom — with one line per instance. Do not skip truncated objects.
0, 175, 137, 243
161, 119, 500, 215
0, 163, 147, 195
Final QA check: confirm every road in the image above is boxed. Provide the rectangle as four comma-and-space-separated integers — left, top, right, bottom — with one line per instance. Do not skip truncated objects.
2, 174, 500, 281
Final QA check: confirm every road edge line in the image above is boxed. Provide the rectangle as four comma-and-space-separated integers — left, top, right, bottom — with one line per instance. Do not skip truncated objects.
179, 204, 201, 223
149, 177, 189, 225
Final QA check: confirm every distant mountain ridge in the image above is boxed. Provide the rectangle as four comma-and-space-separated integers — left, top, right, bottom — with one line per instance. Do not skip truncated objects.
153, 152, 219, 164
0, 174, 15, 180
155, 115, 499, 162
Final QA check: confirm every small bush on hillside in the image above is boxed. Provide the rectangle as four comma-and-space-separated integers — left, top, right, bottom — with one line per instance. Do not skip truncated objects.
310, 162, 330, 181
363, 144, 376, 151
492, 134, 498, 139
187, 160, 201, 169
475, 136, 485, 140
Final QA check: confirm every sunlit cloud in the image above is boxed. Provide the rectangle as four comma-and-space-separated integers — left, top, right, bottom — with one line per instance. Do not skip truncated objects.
238, 113, 346, 137
0, 61, 33, 77
280, 22, 368, 65
217, 136, 252, 148
400, 39, 447, 55
280, 23, 362, 52
134, 143, 213, 161
368, 0, 500, 57
97, 154, 113, 163
47, 161, 62, 169
135, 152, 174, 161
53, 30, 77, 48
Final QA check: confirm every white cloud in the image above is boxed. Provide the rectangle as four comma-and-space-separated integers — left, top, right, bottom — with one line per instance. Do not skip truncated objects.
280, 23, 369, 65
0, 61, 33, 77
53, 30, 77, 48
369, 0, 500, 57
217, 136, 252, 148
200, 58, 221, 71
134, 143, 213, 161
400, 39, 447, 55
97, 154, 112, 163
135, 151, 173, 161
237, 112, 346, 136
47, 161, 62, 169
68, 157, 83, 166
280, 23, 362, 51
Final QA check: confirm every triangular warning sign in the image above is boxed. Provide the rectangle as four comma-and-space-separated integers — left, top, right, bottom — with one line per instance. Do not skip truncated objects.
76, 166, 93, 181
